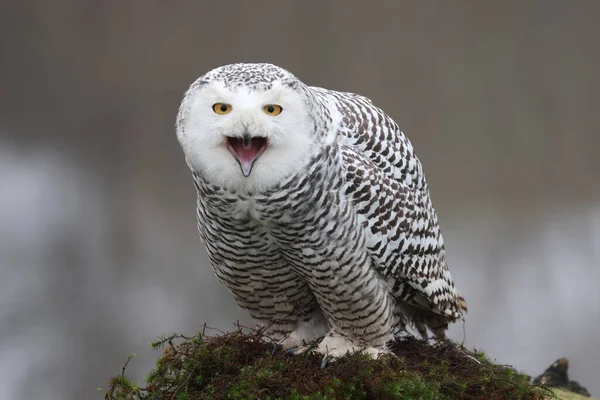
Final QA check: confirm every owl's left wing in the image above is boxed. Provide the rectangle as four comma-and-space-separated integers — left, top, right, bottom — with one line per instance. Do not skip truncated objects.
315, 86, 466, 323
339, 143, 463, 322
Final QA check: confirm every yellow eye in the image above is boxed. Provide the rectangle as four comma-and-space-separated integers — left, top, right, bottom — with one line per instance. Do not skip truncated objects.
263, 104, 282, 116
212, 103, 232, 115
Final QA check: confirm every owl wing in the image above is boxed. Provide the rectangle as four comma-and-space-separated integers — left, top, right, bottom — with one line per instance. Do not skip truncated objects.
315, 87, 466, 322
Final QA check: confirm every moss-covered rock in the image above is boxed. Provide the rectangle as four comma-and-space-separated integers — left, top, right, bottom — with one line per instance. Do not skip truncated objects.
533, 358, 591, 397
554, 389, 596, 400
103, 329, 554, 400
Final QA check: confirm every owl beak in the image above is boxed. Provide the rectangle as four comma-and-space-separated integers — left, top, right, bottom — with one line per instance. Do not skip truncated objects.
226, 134, 268, 177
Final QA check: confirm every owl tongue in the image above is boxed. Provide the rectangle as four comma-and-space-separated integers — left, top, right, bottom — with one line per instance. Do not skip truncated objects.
226, 136, 268, 177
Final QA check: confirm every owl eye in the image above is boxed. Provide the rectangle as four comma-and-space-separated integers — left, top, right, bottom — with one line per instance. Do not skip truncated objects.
263, 104, 282, 116
213, 103, 232, 115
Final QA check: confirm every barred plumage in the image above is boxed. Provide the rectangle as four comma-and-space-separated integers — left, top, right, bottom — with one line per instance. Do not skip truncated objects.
176, 63, 466, 359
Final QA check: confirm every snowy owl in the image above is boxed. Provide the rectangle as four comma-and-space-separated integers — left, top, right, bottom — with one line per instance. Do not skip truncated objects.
176, 63, 467, 361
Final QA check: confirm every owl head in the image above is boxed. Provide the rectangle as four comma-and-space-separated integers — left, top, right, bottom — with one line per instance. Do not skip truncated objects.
176, 63, 329, 193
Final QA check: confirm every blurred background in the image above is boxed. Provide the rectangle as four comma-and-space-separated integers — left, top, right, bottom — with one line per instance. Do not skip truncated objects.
1, 1, 599, 399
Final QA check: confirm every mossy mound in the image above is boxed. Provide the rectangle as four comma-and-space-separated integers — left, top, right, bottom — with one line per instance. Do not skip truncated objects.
104, 329, 551, 400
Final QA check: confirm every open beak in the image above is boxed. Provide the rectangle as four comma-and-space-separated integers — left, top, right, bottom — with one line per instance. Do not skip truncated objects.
226, 134, 268, 177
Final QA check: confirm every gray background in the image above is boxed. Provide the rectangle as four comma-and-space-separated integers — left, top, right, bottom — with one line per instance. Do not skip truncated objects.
1, 1, 599, 399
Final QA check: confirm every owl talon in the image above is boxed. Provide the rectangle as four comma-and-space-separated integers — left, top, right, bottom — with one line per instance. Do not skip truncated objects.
284, 347, 299, 355
271, 344, 283, 356
321, 355, 333, 369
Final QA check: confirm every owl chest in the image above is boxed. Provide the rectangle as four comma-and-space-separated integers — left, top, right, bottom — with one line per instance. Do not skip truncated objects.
199, 194, 338, 253
200, 186, 323, 224
196, 169, 359, 265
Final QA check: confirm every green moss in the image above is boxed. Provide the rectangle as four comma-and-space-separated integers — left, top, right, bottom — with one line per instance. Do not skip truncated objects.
553, 388, 595, 400
103, 330, 554, 400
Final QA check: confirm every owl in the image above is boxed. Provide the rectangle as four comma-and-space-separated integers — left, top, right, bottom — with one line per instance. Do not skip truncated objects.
176, 63, 467, 362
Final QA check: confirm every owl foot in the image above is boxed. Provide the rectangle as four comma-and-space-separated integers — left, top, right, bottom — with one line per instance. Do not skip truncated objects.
271, 339, 313, 356
315, 332, 391, 367
282, 341, 320, 355
271, 342, 313, 356
269, 312, 327, 355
